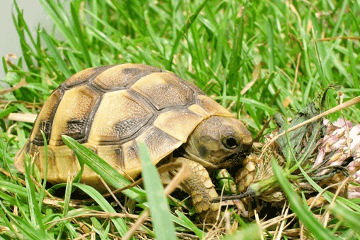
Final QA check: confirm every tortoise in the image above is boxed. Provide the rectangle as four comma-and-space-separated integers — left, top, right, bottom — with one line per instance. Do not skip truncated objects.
14, 63, 253, 222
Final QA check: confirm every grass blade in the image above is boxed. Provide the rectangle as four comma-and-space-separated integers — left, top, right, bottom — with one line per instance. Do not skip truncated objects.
166, 0, 209, 70
40, 30, 72, 78
271, 159, 337, 240
70, 2, 92, 68
329, 202, 360, 235
222, 223, 261, 240
137, 141, 176, 240
73, 183, 129, 238
39, 0, 80, 50
0, 201, 52, 240
61, 135, 145, 202
56, 174, 73, 240
175, 210, 204, 239
23, 156, 48, 238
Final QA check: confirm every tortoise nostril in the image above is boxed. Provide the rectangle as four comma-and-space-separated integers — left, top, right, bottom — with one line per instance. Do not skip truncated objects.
244, 135, 253, 144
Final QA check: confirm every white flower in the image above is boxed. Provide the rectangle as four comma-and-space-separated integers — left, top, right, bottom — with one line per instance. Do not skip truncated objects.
314, 118, 360, 198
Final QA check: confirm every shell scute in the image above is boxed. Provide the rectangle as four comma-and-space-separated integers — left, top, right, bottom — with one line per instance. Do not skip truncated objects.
30, 89, 63, 145
131, 72, 194, 110
88, 90, 154, 144
64, 65, 114, 88
154, 109, 204, 142
121, 140, 141, 179
135, 126, 182, 164
198, 95, 234, 118
93, 64, 162, 91
49, 85, 100, 145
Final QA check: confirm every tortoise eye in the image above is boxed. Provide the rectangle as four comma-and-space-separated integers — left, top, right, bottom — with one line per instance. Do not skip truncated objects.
222, 136, 239, 149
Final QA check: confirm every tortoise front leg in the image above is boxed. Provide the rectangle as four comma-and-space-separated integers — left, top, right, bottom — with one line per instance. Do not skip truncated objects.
174, 157, 220, 222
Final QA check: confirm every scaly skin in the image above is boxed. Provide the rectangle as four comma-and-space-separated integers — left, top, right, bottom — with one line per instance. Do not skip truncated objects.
174, 157, 220, 222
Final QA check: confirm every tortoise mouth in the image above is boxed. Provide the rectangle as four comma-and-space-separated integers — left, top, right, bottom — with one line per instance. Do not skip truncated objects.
218, 145, 252, 168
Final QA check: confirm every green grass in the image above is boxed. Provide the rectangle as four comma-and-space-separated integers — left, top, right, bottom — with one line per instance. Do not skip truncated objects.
1, 0, 360, 239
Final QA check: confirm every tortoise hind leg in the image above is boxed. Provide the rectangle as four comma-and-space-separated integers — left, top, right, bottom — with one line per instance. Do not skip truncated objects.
173, 157, 220, 223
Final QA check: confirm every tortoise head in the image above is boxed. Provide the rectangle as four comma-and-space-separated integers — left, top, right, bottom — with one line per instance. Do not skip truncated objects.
184, 116, 253, 169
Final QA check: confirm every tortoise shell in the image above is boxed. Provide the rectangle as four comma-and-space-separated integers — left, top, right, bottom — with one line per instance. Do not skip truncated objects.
14, 64, 236, 187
